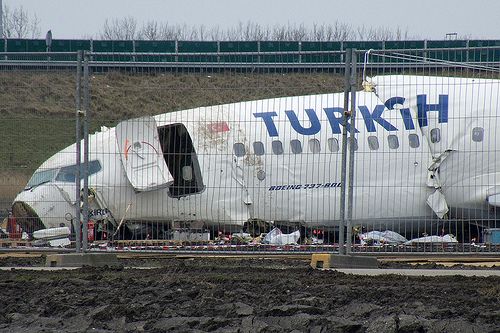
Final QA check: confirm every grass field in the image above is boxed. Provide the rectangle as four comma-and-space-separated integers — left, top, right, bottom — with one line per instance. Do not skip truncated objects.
0, 70, 344, 209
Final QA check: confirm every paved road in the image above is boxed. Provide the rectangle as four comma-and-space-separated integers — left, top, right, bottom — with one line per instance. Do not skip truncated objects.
333, 268, 500, 276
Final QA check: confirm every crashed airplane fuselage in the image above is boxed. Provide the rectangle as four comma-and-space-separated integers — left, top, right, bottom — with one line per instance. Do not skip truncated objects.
12, 75, 500, 234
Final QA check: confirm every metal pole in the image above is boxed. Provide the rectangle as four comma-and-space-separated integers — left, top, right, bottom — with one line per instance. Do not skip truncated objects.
0, 0, 3, 39
74, 50, 83, 252
82, 51, 90, 252
346, 49, 357, 254
339, 49, 352, 255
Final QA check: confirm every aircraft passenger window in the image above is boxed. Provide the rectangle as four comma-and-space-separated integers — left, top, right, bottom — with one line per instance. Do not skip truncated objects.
253, 141, 265, 156
367, 136, 379, 150
472, 127, 484, 142
347, 137, 358, 151
290, 139, 302, 154
430, 128, 441, 143
308, 139, 321, 153
182, 166, 193, 181
408, 134, 420, 148
233, 143, 246, 157
272, 140, 284, 155
388, 135, 399, 149
327, 138, 339, 152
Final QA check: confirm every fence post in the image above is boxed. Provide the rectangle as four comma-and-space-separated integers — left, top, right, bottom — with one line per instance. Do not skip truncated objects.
340, 48, 357, 255
74, 50, 83, 253
339, 49, 352, 255
82, 51, 90, 252
346, 49, 357, 254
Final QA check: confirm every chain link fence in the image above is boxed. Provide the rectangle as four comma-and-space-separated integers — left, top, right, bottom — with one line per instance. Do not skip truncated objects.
0, 52, 79, 247
1, 47, 500, 254
358, 48, 500, 253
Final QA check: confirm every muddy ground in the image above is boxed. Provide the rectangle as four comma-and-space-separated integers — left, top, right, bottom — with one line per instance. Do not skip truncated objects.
0, 256, 499, 332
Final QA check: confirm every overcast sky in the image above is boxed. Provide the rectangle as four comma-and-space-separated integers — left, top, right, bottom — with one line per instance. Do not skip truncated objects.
4, 0, 500, 40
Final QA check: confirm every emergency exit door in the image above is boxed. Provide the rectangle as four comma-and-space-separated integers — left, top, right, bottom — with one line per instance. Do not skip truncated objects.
116, 117, 174, 191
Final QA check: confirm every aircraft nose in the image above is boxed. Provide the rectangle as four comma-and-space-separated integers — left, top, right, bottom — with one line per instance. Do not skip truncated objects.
11, 183, 76, 233
11, 201, 45, 235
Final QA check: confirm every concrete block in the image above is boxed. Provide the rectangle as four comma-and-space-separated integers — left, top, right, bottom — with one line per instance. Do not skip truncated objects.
310, 254, 334, 269
311, 253, 378, 269
46, 253, 120, 267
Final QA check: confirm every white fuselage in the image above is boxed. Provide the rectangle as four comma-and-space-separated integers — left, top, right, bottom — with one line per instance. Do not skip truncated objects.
13, 75, 500, 232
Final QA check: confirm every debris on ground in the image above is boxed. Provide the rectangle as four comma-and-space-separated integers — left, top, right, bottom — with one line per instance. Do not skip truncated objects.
32, 226, 71, 247
262, 228, 300, 245
358, 230, 408, 245
230, 232, 254, 244
405, 234, 458, 244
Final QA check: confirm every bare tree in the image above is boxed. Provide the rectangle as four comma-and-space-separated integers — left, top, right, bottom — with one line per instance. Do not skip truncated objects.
356, 25, 416, 41
208, 26, 221, 41
272, 24, 287, 41
312, 23, 325, 41
100, 16, 138, 40
100, 17, 418, 42
101, 19, 115, 39
197, 25, 206, 41
161, 23, 181, 40
333, 21, 355, 41
29, 12, 40, 38
1, 4, 10, 38
224, 21, 256, 41
139, 20, 159, 40
2, 4, 40, 38
239, 22, 270, 41
287, 23, 307, 41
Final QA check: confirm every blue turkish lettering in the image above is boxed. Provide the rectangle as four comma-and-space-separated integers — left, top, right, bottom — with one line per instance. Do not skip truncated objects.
358, 104, 397, 132
323, 107, 359, 134
253, 94, 449, 136
384, 97, 415, 130
254, 112, 279, 137
417, 94, 448, 128
285, 109, 321, 135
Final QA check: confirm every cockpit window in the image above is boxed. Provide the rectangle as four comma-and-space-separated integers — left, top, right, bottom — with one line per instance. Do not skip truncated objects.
26, 160, 102, 189
56, 165, 77, 182
25, 168, 58, 189
55, 160, 102, 183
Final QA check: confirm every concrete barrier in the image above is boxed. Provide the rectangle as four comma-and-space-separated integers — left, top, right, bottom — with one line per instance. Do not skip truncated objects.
46, 253, 120, 267
311, 253, 378, 269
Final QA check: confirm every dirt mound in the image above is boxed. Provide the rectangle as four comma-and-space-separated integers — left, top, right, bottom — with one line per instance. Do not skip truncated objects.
0, 257, 498, 332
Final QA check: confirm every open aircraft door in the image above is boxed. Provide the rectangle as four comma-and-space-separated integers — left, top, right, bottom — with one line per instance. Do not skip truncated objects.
116, 117, 174, 192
